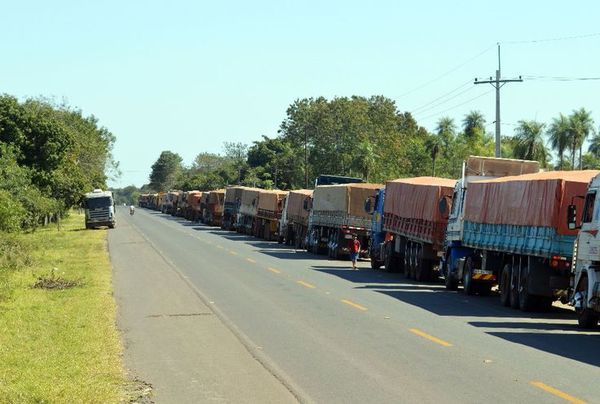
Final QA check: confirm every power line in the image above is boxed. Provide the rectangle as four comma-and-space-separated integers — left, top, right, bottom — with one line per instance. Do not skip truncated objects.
411, 83, 477, 115
522, 75, 600, 81
503, 31, 600, 44
396, 44, 496, 99
410, 80, 472, 113
416, 90, 494, 121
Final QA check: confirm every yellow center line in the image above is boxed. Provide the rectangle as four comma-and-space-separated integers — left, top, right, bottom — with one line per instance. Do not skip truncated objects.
246, 258, 256, 264
267, 267, 281, 274
296, 280, 316, 289
341, 299, 368, 311
229, 250, 238, 256
530, 381, 587, 404
409, 328, 452, 347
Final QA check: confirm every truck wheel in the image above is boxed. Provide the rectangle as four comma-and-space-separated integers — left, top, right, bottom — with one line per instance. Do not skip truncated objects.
462, 257, 475, 295
509, 264, 520, 309
403, 243, 412, 278
415, 247, 431, 282
577, 277, 599, 328
383, 242, 394, 272
108, 223, 115, 229
371, 256, 382, 270
499, 264, 511, 306
445, 268, 458, 291
518, 264, 533, 311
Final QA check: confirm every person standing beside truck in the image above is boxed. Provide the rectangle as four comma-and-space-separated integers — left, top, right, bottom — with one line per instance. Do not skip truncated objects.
349, 234, 361, 269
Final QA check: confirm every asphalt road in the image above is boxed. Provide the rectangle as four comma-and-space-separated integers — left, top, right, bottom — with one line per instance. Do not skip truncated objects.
111, 207, 600, 403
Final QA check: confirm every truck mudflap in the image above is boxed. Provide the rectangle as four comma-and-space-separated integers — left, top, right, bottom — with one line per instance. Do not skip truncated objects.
472, 270, 496, 282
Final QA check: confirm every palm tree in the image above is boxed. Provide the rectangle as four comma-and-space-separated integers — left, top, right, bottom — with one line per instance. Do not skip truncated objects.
513, 120, 549, 166
462, 111, 486, 141
435, 116, 456, 153
570, 108, 595, 169
589, 132, 600, 158
547, 113, 570, 169
425, 135, 443, 176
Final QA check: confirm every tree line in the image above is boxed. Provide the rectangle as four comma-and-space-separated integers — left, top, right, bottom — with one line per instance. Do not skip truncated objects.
0, 95, 117, 232
140, 95, 599, 194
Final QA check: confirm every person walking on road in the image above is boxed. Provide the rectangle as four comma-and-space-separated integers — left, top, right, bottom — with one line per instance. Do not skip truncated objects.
349, 234, 361, 270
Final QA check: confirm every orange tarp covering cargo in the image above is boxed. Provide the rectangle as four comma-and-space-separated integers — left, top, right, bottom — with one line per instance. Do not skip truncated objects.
287, 189, 313, 225
225, 186, 247, 204
383, 177, 456, 247
465, 170, 599, 236
257, 190, 288, 219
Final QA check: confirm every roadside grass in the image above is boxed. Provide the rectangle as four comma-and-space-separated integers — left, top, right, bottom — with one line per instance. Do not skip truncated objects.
0, 212, 126, 402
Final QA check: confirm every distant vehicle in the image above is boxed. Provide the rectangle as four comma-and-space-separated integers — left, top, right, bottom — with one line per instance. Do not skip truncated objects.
129, 205, 135, 215
83, 189, 116, 229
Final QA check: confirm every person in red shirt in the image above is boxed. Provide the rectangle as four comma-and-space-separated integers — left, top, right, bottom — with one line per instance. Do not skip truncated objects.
349, 234, 361, 270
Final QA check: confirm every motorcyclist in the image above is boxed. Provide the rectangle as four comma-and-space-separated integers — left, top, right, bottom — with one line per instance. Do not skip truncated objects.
129, 205, 135, 215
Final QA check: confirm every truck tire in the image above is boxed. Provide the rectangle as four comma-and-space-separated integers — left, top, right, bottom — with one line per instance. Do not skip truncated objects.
383, 242, 394, 272
499, 264, 511, 306
509, 263, 520, 309
415, 246, 431, 282
462, 257, 475, 295
577, 276, 599, 328
371, 256, 382, 270
518, 263, 534, 311
403, 243, 412, 278
445, 269, 458, 290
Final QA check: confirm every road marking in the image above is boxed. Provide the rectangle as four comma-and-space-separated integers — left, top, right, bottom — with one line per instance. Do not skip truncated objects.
267, 267, 281, 274
229, 250, 238, 256
297, 280, 316, 289
341, 299, 368, 311
409, 328, 452, 347
246, 258, 256, 264
530, 381, 586, 404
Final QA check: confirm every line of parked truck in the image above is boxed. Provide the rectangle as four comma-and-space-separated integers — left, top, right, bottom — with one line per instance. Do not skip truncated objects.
137, 156, 600, 329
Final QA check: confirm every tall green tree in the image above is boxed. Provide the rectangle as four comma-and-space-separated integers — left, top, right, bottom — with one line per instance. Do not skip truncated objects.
149, 151, 183, 191
570, 108, 595, 169
425, 134, 443, 176
547, 113, 571, 169
462, 110, 486, 142
513, 120, 549, 167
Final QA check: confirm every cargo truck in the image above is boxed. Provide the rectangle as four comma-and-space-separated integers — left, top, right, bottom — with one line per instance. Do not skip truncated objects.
237, 187, 261, 234
366, 177, 456, 281
568, 173, 600, 327
307, 183, 381, 259
279, 189, 313, 248
222, 186, 247, 230
83, 189, 116, 229
204, 190, 225, 226
443, 169, 598, 312
254, 190, 288, 240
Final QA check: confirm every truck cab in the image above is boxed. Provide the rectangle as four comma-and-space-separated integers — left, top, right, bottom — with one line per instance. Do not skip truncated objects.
570, 174, 600, 328
366, 188, 386, 269
83, 189, 116, 229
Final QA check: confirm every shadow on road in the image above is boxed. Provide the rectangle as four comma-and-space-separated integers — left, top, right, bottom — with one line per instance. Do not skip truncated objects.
485, 330, 600, 367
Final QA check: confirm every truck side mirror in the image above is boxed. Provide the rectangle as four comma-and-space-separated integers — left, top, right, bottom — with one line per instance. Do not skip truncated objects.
364, 197, 374, 214
567, 204, 579, 230
439, 196, 450, 219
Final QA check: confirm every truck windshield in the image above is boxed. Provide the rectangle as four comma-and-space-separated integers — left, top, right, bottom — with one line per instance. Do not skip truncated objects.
85, 197, 112, 209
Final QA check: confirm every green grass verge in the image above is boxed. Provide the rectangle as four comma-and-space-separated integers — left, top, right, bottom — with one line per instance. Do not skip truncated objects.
0, 212, 126, 403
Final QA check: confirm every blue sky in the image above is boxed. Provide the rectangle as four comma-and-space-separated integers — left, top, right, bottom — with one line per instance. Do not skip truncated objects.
2, 1, 599, 187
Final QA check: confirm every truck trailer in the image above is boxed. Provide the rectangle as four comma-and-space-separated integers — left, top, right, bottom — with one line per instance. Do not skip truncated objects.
307, 183, 381, 259
237, 187, 261, 234
367, 177, 456, 281
254, 190, 288, 241
222, 186, 247, 230
279, 189, 313, 248
204, 190, 225, 226
444, 169, 598, 312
